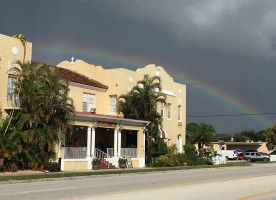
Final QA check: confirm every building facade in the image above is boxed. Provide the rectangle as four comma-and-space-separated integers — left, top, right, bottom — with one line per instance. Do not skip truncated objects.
0, 34, 148, 170
0, 34, 32, 118
1, 34, 186, 170
58, 59, 187, 153
53, 66, 148, 170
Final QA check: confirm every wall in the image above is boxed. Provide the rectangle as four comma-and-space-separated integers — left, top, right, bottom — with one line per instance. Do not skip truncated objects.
68, 84, 106, 114
0, 34, 32, 118
63, 160, 88, 171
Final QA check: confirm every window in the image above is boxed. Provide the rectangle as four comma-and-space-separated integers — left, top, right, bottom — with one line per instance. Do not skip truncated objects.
167, 103, 171, 119
177, 105, 181, 121
156, 69, 160, 76
8, 76, 17, 94
7, 76, 19, 107
160, 103, 164, 117
110, 95, 117, 114
82, 93, 95, 112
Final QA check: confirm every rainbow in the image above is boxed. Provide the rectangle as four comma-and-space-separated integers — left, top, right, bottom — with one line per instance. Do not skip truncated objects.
34, 42, 274, 129
173, 72, 274, 128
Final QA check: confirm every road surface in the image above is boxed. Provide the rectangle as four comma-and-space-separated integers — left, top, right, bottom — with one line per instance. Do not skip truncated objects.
1, 163, 276, 200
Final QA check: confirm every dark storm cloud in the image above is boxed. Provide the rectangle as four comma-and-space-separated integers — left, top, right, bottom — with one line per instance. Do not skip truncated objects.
1, 0, 276, 132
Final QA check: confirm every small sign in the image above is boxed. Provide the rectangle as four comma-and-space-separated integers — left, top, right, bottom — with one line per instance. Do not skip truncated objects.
98, 121, 116, 128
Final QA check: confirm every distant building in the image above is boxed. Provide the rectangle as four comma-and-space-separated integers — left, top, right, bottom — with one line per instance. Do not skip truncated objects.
212, 142, 271, 153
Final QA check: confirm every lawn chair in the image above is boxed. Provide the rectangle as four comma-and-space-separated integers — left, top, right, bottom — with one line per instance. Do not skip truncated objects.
125, 156, 133, 168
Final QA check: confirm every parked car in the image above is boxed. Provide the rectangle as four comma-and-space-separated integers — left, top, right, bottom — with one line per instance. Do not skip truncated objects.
237, 153, 244, 160
244, 152, 269, 162
259, 152, 269, 160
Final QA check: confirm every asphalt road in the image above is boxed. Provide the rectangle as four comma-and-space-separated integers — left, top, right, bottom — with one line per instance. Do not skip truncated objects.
1, 163, 276, 200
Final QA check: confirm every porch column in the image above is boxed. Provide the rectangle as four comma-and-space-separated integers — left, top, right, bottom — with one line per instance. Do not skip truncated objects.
87, 127, 91, 158
114, 129, 118, 157
118, 129, 121, 157
143, 128, 146, 162
57, 126, 62, 160
91, 127, 96, 157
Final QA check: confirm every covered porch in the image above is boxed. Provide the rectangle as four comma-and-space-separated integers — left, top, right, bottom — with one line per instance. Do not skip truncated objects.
59, 112, 149, 171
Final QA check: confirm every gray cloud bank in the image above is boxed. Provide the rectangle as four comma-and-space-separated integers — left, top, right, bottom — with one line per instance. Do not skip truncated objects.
1, 0, 276, 132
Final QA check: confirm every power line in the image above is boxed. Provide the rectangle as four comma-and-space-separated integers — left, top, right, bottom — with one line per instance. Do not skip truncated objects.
187, 112, 276, 118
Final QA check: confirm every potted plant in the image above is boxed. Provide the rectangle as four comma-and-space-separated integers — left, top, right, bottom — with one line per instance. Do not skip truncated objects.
118, 158, 127, 168
92, 158, 101, 170
177, 154, 188, 166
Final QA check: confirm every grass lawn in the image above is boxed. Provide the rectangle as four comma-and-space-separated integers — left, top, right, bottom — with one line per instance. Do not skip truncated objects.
0, 162, 251, 182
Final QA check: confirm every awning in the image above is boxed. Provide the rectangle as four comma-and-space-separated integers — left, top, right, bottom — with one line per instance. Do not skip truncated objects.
234, 148, 244, 152
72, 112, 150, 127
159, 127, 167, 139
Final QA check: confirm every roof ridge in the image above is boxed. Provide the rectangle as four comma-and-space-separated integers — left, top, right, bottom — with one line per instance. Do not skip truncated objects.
31, 61, 108, 89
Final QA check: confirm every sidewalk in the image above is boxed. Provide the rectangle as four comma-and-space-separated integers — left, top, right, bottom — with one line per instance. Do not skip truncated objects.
0, 167, 149, 176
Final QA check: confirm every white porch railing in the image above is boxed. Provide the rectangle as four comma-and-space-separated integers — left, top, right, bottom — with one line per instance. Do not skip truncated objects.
7, 93, 20, 107
64, 147, 87, 159
121, 148, 137, 158
94, 148, 110, 167
107, 148, 114, 157
107, 148, 137, 158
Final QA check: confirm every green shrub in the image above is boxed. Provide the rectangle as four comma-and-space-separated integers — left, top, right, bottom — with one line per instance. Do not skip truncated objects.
118, 158, 127, 164
153, 154, 178, 167
92, 158, 101, 166
155, 139, 168, 157
183, 143, 196, 155
44, 162, 60, 172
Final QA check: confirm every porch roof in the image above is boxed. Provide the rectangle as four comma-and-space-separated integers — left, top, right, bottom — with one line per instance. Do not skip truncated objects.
71, 112, 150, 127
226, 142, 263, 146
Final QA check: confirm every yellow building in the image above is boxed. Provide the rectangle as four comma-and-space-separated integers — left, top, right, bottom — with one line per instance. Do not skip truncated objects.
57, 59, 187, 153
0, 34, 148, 170
0, 33, 32, 118
1, 34, 186, 170
53, 66, 150, 170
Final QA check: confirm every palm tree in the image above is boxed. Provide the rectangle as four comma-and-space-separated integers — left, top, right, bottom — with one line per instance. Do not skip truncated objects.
2, 61, 75, 169
187, 123, 216, 150
263, 126, 276, 150
117, 74, 166, 162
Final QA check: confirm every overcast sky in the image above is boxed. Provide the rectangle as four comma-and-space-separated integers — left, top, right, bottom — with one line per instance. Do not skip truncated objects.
1, 0, 276, 133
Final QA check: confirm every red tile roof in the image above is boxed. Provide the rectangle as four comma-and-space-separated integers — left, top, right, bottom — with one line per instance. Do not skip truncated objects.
54, 67, 108, 89
32, 61, 108, 89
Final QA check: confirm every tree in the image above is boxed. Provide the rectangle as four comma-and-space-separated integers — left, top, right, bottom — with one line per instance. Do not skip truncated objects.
233, 133, 250, 142
213, 133, 232, 142
117, 74, 166, 163
0, 62, 75, 170
262, 126, 276, 150
187, 123, 216, 150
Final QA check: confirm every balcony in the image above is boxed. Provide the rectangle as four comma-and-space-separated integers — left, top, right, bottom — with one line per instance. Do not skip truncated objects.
6, 93, 20, 108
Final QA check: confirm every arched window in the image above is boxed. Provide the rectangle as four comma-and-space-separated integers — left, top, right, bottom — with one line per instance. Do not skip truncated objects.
177, 134, 182, 153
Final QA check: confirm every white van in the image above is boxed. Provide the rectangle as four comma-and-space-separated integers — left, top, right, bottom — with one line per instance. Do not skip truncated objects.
214, 150, 238, 160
